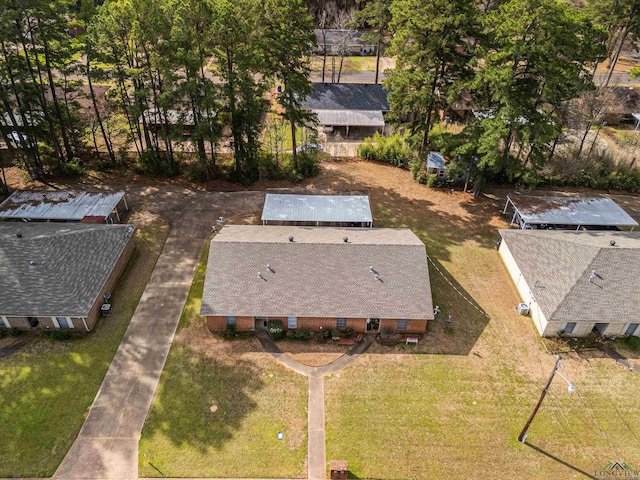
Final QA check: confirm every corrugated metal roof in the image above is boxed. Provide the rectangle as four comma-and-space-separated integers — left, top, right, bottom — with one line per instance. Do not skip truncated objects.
201, 225, 433, 320
508, 195, 638, 227
314, 109, 385, 127
0, 190, 125, 221
261, 193, 373, 223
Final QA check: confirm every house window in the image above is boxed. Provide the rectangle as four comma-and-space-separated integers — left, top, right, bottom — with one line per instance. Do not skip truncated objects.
0, 316, 9, 328
288, 317, 298, 329
398, 319, 408, 331
625, 323, 640, 336
336, 318, 347, 329
563, 322, 576, 334
226, 316, 236, 326
56, 317, 72, 329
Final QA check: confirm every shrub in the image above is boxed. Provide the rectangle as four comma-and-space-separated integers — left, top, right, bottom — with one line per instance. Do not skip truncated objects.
285, 329, 313, 340
46, 330, 75, 340
426, 173, 448, 188
266, 320, 284, 341
330, 329, 340, 341
626, 335, 640, 349
64, 158, 85, 177
342, 327, 355, 338
223, 324, 237, 338
358, 132, 413, 168
0, 329, 9, 339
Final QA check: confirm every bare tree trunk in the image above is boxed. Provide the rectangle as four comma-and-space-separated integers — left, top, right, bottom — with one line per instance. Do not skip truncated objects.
604, 23, 630, 87
374, 36, 381, 85
87, 53, 116, 165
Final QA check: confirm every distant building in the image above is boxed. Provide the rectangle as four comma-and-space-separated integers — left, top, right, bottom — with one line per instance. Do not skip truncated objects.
201, 225, 434, 334
426, 152, 447, 177
303, 83, 390, 136
314, 29, 375, 55
0, 223, 135, 332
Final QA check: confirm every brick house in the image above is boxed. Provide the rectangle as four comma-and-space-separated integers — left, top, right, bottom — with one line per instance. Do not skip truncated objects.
201, 225, 434, 334
0, 223, 135, 332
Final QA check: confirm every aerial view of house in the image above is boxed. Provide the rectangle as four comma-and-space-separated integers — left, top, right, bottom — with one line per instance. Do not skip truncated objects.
0, 190, 129, 224
0, 223, 135, 332
201, 225, 433, 334
499, 229, 640, 337
502, 195, 638, 230
261, 190, 373, 227
303, 83, 389, 136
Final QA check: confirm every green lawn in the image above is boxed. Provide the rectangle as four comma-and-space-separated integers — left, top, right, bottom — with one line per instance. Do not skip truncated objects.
0, 221, 168, 477
138, 242, 308, 478
320, 171, 640, 479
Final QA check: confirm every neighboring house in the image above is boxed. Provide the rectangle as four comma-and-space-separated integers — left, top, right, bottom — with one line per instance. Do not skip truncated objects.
426, 152, 447, 177
261, 191, 373, 227
502, 195, 638, 231
575, 86, 640, 126
498, 229, 640, 338
0, 223, 136, 332
140, 109, 216, 136
302, 83, 390, 136
0, 190, 129, 224
200, 225, 434, 334
314, 29, 375, 55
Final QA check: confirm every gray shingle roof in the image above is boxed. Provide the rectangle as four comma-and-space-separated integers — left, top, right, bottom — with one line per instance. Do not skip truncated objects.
499, 230, 640, 323
261, 193, 373, 223
201, 226, 433, 320
303, 83, 390, 111
0, 223, 135, 317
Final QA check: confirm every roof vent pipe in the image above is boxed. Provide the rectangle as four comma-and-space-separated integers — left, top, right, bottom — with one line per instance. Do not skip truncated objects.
16, 232, 22, 238
289, 236, 294, 242
610, 240, 616, 246
343, 237, 348, 243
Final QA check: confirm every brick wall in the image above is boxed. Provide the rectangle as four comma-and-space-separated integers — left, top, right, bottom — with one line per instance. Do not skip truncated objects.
206, 316, 427, 333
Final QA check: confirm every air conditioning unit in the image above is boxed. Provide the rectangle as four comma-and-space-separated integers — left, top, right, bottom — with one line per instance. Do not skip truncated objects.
517, 303, 530, 316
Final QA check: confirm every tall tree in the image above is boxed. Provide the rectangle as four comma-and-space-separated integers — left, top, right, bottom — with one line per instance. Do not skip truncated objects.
470, 0, 606, 180
263, 0, 316, 169
354, 0, 391, 84
386, 0, 478, 155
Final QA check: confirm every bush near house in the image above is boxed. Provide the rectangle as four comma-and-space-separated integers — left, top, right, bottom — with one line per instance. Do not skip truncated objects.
266, 320, 284, 340
358, 132, 413, 168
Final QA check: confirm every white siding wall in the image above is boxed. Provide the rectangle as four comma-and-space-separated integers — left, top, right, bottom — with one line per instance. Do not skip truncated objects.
499, 240, 549, 336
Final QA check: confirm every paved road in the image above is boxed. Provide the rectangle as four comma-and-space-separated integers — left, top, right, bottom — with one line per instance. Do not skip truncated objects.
54, 189, 264, 480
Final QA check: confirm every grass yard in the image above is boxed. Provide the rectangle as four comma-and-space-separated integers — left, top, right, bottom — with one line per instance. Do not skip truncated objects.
138, 242, 308, 478
310, 55, 378, 73
294, 160, 640, 479
0, 220, 168, 477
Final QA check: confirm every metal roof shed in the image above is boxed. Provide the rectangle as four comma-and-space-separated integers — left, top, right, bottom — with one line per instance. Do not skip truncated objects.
262, 193, 373, 227
0, 190, 128, 223
503, 195, 638, 230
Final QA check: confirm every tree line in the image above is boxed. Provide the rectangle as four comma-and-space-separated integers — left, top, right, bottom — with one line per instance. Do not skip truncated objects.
360, 0, 639, 190
0, 0, 315, 187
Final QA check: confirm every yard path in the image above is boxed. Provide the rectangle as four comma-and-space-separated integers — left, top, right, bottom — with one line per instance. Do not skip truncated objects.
53, 189, 264, 480
256, 329, 375, 479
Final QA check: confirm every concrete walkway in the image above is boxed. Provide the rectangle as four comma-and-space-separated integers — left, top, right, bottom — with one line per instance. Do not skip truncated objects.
54, 191, 263, 480
256, 329, 374, 479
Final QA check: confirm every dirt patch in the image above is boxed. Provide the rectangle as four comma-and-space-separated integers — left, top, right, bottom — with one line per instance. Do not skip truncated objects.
286, 353, 345, 367
174, 321, 263, 361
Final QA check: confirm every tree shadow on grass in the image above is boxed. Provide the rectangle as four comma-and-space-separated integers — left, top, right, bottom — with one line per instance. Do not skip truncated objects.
140, 346, 264, 453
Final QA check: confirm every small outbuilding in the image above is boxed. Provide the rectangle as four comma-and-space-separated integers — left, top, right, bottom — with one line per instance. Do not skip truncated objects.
0, 190, 128, 224
303, 83, 389, 137
502, 195, 638, 231
261, 191, 373, 227
498, 229, 640, 338
426, 151, 447, 177
201, 225, 434, 334
0, 223, 136, 332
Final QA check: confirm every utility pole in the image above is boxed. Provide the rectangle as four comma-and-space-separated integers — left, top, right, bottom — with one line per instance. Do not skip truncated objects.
517, 357, 562, 443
